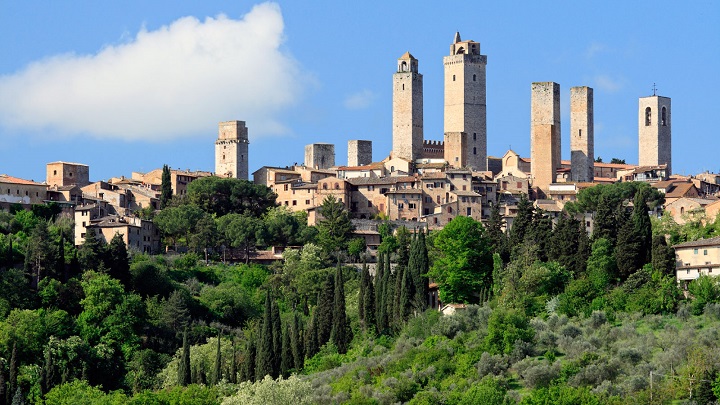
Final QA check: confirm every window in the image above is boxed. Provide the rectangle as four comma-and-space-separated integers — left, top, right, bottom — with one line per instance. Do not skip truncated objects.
434, 217, 438, 225
323, 183, 328, 190
473, 133, 476, 141
398, 203, 404, 210
452, 75, 456, 81
645, 107, 651, 126
409, 203, 416, 209
694, 248, 699, 254
462, 185, 467, 191
368, 185, 375, 191
53, 170, 57, 175
402, 84, 405, 90
447, 206, 453, 213
437, 195, 440, 204
368, 201, 372, 207
292, 200, 297, 206
517, 182, 522, 189
284, 184, 289, 191
472, 74, 476, 82
467, 207, 472, 215
661, 106, 667, 126
473, 147, 477, 155
306, 200, 311, 205
334, 183, 339, 190
424, 208, 429, 215
705, 249, 708, 255
425, 197, 431, 203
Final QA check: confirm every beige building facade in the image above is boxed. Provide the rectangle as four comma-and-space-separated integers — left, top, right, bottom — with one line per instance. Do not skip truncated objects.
215, 120, 249, 180
674, 236, 720, 286
530, 82, 561, 194
639, 95, 671, 176
46, 162, 90, 188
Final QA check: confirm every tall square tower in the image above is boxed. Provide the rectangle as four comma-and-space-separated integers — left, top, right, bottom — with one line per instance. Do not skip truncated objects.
392, 52, 423, 161
639, 95, 671, 175
215, 121, 249, 180
530, 82, 561, 193
348, 140, 372, 167
305, 143, 335, 169
570, 86, 594, 182
443, 32, 487, 171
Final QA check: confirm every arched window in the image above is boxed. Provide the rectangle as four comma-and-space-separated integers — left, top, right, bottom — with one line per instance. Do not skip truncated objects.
400, 61, 407, 71
334, 182, 339, 190
390, 166, 395, 172
447, 206, 453, 213
323, 183, 328, 190
645, 107, 651, 126
452, 75, 456, 82
681, 207, 685, 215
661, 106, 667, 126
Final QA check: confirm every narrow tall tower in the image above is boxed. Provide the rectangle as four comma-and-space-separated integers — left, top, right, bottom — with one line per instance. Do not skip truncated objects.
215, 121, 249, 180
530, 82, 561, 193
443, 32, 487, 170
570, 86, 594, 182
639, 94, 671, 175
392, 52, 423, 161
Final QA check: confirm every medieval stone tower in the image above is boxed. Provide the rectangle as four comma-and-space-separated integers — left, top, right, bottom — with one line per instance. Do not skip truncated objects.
392, 52, 423, 161
215, 120, 249, 180
530, 82, 561, 193
639, 94, 671, 175
570, 86, 594, 182
305, 143, 335, 169
443, 32, 487, 171
348, 140, 372, 167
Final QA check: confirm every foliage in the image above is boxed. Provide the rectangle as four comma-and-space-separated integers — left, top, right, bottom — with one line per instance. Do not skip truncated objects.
222, 375, 313, 405
316, 196, 354, 258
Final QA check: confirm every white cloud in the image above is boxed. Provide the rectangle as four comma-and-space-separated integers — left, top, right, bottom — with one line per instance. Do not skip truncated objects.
593, 74, 624, 93
584, 42, 607, 59
0, 2, 305, 141
344, 89, 375, 110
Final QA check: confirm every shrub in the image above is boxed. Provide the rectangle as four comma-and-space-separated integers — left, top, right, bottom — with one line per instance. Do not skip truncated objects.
222, 375, 313, 405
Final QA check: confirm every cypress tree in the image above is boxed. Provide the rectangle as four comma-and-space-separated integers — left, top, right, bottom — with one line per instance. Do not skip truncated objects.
8, 343, 17, 404
315, 274, 335, 346
393, 263, 404, 324
55, 231, 65, 281
240, 336, 256, 382
486, 203, 509, 261
374, 253, 385, 331
358, 262, 367, 325
41, 349, 54, 395
399, 255, 415, 321
160, 164, 172, 209
593, 194, 618, 247
178, 329, 191, 386
10, 388, 23, 405
304, 312, 319, 359
280, 323, 292, 377
414, 230, 430, 311
0, 364, 5, 405
271, 299, 282, 377
632, 188, 653, 265
651, 235, 676, 276
212, 333, 222, 385
230, 337, 237, 384
291, 312, 304, 370
363, 274, 376, 333
529, 209, 553, 262
330, 266, 352, 354
509, 194, 534, 249
255, 292, 274, 379
615, 209, 643, 281
107, 233, 130, 287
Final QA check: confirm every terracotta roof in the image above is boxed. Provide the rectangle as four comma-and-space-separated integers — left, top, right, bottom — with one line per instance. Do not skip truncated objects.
398, 51, 416, 60
386, 189, 423, 194
416, 163, 446, 169
0, 174, 45, 186
674, 236, 720, 249
421, 173, 448, 180
451, 190, 481, 197
337, 162, 383, 171
346, 177, 397, 186
665, 183, 697, 198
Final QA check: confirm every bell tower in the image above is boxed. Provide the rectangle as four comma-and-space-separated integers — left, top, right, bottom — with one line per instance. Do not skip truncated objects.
443, 32, 488, 170
392, 52, 423, 161
639, 91, 671, 176
215, 121, 249, 180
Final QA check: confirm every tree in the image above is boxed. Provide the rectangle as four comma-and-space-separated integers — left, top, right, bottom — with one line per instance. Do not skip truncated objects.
549, 214, 588, 275
290, 313, 304, 371
186, 176, 277, 217
304, 313, 319, 360
217, 213, 262, 264
651, 235, 676, 276
280, 323, 292, 377
362, 268, 376, 333
610, 157, 626, 164
8, 343, 17, 405
271, 300, 282, 377
615, 210, 643, 281
161, 164, 173, 209
592, 194, 618, 246
106, 233, 130, 287
255, 292, 274, 379
154, 204, 205, 251
486, 203, 509, 262
428, 216, 493, 304
632, 188, 653, 265
24, 220, 57, 288
509, 194, 534, 250
528, 209, 553, 262
189, 214, 217, 263
77, 229, 104, 273
240, 335, 256, 383
330, 266, 352, 354
316, 196, 354, 258
315, 274, 335, 346
212, 332, 222, 385
177, 328, 191, 386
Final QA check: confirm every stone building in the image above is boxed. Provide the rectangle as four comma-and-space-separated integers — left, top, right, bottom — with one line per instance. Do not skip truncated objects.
639, 95, 671, 176
305, 143, 335, 170
0, 174, 48, 205
215, 120, 249, 180
348, 140, 373, 167
443, 32, 488, 170
674, 236, 720, 288
46, 161, 90, 188
530, 82, 561, 195
392, 52, 423, 161
570, 86, 594, 182
444, 132, 468, 168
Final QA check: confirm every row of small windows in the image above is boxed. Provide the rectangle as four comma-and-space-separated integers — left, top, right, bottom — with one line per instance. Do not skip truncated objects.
5, 189, 39, 197
644, 106, 668, 126
451, 74, 478, 82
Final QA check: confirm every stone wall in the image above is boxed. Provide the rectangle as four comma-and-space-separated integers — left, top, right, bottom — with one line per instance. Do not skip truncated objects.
304, 143, 335, 169
392, 53, 423, 161
570, 86, 594, 182
531, 82, 561, 193
639, 96, 672, 175
215, 120, 249, 180
348, 140, 372, 167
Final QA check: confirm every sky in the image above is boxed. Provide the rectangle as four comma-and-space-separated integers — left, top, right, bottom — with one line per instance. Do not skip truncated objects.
1, 1, 718, 183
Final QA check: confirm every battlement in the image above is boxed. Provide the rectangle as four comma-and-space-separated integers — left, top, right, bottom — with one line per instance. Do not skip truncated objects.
422, 140, 445, 159
443, 54, 487, 66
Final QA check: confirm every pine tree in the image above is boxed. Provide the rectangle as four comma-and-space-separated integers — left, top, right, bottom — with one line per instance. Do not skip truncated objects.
280, 323, 292, 377
632, 188, 653, 265
315, 274, 335, 346
330, 266, 352, 354
8, 343, 17, 404
255, 292, 274, 379
212, 333, 222, 385
161, 164, 172, 209
291, 312, 304, 371
271, 299, 282, 377
178, 328, 191, 386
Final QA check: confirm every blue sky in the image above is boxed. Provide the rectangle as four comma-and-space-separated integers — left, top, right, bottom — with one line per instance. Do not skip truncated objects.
1, 1, 718, 183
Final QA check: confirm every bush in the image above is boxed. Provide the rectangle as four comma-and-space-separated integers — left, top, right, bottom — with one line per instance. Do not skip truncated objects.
222, 375, 312, 405
521, 361, 561, 389
458, 376, 507, 405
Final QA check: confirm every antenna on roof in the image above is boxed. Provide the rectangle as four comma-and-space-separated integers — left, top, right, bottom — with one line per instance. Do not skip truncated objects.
652, 83, 657, 96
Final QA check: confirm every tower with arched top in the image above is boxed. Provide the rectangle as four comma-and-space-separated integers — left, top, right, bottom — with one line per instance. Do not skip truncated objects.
392, 52, 423, 161
639, 94, 671, 176
443, 32, 487, 170
215, 121, 249, 180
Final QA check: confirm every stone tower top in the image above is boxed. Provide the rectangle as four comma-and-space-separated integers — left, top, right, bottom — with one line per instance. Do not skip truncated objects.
397, 52, 418, 73
449, 33, 481, 56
